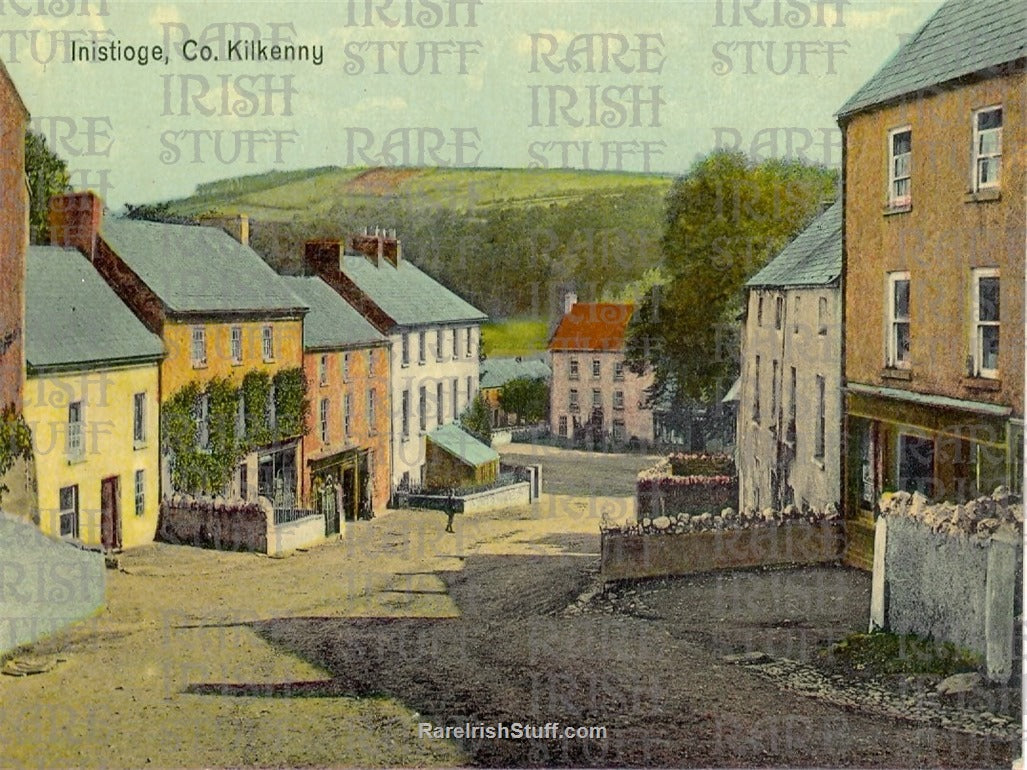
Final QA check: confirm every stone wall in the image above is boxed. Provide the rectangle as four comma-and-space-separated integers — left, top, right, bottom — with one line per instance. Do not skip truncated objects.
158, 495, 269, 553
871, 490, 1023, 683
636, 455, 738, 519
0, 511, 105, 657
267, 513, 326, 556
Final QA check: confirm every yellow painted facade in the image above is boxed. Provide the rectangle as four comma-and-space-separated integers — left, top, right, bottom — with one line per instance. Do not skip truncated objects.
24, 363, 161, 549
160, 318, 305, 398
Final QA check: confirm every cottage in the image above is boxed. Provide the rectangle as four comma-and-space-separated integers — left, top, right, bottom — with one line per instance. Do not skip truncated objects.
23, 246, 164, 549
283, 276, 391, 527
479, 356, 551, 428
837, 0, 1025, 567
424, 423, 499, 491
305, 231, 487, 490
548, 302, 654, 445
737, 201, 842, 513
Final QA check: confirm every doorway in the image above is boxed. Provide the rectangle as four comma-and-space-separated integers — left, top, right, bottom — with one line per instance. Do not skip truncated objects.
100, 476, 121, 550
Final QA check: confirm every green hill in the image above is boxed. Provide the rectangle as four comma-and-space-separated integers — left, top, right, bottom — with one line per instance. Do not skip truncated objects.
149, 166, 675, 319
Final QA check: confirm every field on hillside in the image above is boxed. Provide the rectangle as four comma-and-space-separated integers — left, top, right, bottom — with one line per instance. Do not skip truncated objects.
481, 319, 550, 357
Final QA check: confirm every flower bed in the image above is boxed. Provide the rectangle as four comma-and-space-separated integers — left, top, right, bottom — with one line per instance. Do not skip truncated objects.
636, 454, 738, 519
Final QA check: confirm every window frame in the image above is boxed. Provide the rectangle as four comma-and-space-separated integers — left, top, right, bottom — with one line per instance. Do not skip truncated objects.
261, 324, 275, 362
134, 469, 145, 517
569, 388, 579, 412
613, 390, 625, 410
401, 389, 410, 438
419, 386, 427, 432
814, 374, 826, 461
367, 388, 377, 432
592, 359, 601, 379
418, 330, 427, 364
752, 355, 761, 424
230, 325, 243, 365
971, 267, 1000, 379
972, 105, 1002, 192
887, 271, 911, 369
817, 296, 828, 336
888, 126, 912, 207
191, 325, 207, 368
343, 393, 352, 438
319, 354, 329, 387
465, 327, 473, 358
59, 484, 79, 538
132, 392, 147, 446
319, 397, 330, 443
401, 333, 410, 366
67, 400, 84, 459
569, 358, 579, 380
436, 381, 444, 426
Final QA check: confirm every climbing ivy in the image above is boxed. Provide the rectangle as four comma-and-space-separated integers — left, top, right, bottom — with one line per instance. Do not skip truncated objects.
0, 404, 33, 504
162, 368, 310, 495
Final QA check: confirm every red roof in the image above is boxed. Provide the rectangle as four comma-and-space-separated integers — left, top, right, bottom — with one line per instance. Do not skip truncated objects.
548, 303, 634, 352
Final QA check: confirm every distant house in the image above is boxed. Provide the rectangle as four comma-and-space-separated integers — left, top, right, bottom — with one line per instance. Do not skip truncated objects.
479, 356, 551, 427
48, 193, 310, 517
548, 302, 654, 445
424, 423, 499, 491
737, 201, 842, 513
837, 0, 1025, 568
305, 231, 487, 490
24, 246, 164, 549
283, 276, 391, 527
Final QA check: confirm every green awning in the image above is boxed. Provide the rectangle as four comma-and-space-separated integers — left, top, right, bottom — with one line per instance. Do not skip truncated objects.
845, 383, 1012, 418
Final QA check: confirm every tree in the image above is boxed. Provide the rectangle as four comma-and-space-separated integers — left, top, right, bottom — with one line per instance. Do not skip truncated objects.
498, 377, 549, 425
459, 392, 492, 444
626, 150, 837, 404
25, 131, 70, 244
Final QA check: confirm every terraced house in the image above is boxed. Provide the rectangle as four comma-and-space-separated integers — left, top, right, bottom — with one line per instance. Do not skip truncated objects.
23, 246, 164, 549
48, 194, 310, 518
305, 230, 486, 490
838, 0, 1026, 567
283, 276, 391, 528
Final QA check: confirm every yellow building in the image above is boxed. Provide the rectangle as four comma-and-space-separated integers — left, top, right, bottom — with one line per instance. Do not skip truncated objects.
23, 247, 164, 549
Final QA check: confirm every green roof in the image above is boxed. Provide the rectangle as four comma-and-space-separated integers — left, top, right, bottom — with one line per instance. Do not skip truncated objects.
427, 423, 499, 467
281, 276, 387, 351
340, 253, 486, 329
100, 218, 308, 316
746, 201, 841, 289
838, 0, 1027, 118
25, 246, 164, 371
479, 356, 551, 389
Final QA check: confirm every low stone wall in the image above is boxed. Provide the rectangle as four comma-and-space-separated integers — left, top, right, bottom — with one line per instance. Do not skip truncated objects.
0, 511, 105, 657
267, 513, 326, 556
601, 521, 844, 581
158, 495, 268, 553
636, 455, 738, 520
871, 490, 1023, 684
407, 481, 532, 513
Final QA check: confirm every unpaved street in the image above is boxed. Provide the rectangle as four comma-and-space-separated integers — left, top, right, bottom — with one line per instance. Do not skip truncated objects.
0, 451, 1018, 767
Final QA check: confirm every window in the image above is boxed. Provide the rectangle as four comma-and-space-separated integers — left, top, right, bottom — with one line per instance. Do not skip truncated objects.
342, 352, 350, 382
774, 296, 783, 330
613, 390, 624, 410
614, 361, 625, 381
196, 394, 210, 450
419, 386, 427, 432
67, 401, 83, 458
817, 296, 828, 336
453, 328, 460, 358
340, 393, 350, 437
592, 388, 601, 408
814, 375, 826, 460
972, 268, 1000, 378
787, 367, 797, 445
569, 388, 579, 412
466, 327, 473, 357
793, 296, 801, 334
401, 333, 410, 366
134, 469, 145, 516
191, 326, 206, 367
319, 398, 329, 442
436, 382, 444, 426
889, 127, 912, 206
230, 326, 243, 364
367, 388, 377, 430
771, 360, 779, 425
569, 359, 580, 380
757, 294, 764, 326
898, 434, 935, 497
466, 376, 473, 403
592, 359, 601, 378
452, 377, 459, 417
558, 415, 568, 437
261, 325, 274, 361
319, 355, 329, 386
436, 329, 444, 360
401, 389, 410, 437
973, 106, 1002, 191
418, 331, 426, 364
59, 485, 78, 538
752, 356, 761, 424
612, 419, 625, 442
133, 392, 146, 445
887, 272, 911, 368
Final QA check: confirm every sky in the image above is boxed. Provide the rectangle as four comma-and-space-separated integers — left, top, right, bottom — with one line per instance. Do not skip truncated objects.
2, 0, 945, 209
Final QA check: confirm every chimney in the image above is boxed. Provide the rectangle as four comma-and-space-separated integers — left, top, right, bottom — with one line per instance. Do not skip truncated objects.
305, 239, 344, 276
350, 229, 401, 268
49, 191, 102, 260
200, 213, 249, 245
563, 290, 578, 315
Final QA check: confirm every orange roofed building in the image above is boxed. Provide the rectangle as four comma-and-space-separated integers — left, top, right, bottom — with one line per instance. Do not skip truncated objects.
548, 301, 655, 445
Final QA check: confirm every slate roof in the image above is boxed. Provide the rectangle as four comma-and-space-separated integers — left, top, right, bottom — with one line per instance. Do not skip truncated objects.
340, 253, 486, 329
281, 276, 387, 351
746, 201, 842, 289
479, 356, 551, 390
100, 218, 308, 316
549, 303, 634, 352
837, 0, 1027, 118
25, 246, 164, 371
427, 423, 500, 467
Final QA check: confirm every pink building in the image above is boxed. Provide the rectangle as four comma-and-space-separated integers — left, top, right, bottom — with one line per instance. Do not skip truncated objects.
549, 303, 654, 445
